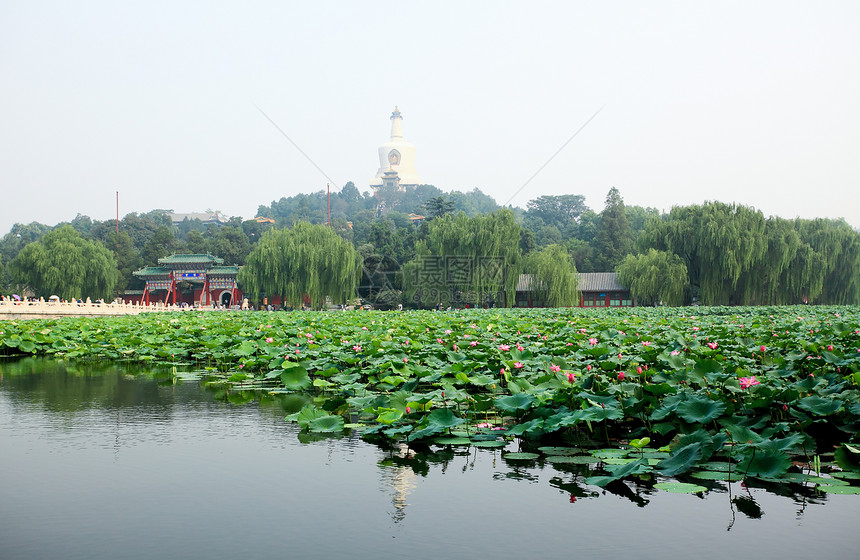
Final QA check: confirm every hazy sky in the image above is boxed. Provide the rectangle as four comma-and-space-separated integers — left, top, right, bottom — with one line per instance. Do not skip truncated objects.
2, 1, 858, 234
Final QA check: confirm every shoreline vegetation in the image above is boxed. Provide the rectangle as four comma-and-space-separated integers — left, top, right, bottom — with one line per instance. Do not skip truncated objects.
2, 305, 859, 493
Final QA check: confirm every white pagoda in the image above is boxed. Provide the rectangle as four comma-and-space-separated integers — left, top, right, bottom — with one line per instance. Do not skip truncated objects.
370, 106, 421, 191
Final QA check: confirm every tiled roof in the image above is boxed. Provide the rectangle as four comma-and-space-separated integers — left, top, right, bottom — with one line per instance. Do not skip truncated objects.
133, 266, 171, 277
516, 272, 627, 293
577, 272, 626, 292
208, 266, 241, 275
158, 253, 224, 265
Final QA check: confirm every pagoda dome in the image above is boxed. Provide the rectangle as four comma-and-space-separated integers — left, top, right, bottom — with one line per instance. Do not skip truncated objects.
370, 106, 421, 188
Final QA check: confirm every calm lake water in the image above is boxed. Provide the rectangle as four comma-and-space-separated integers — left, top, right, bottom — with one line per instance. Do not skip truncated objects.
1, 358, 858, 560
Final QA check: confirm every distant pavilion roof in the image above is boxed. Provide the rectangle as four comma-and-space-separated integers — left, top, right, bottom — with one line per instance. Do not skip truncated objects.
208, 265, 241, 275
517, 272, 627, 292
577, 272, 626, 292
170, 212, 224, 225
158, 253, 224, 266
133, 266, 171, 278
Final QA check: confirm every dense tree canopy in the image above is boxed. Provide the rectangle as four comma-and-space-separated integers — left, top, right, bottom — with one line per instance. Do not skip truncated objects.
2, 178, 857, 308
403, 209, 521, 308
639, 204, 859, 305
524, 244, 579, 307
239, 221, 362, 308
9, 225, 117, 300
616, 249, 688, 306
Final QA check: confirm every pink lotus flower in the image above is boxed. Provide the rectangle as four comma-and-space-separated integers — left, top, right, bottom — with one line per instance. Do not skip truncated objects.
499, 344, 510, 351
403, 357, 408, 363
707, 342, 718, 350
670, 350, 681, 356
588, 338, 598, 346
405, 406, 411, 414
637, 366, 643, 374
550, 364, 561, 373
514, 362, 524, 369
517, 344, 524, 351
437, 338, 444, 344
642, 341, 651, 346
452, 344, 459, 351
587, 364, 592, 371
470, 340, 478, 346
760, 345, 766, 352
827, 345, 834, 351
500, 368, 506, 375
238, 364, 244, 369
617, 372, 625, 381
352, 345, 362, 352
445, 329, 452, 334
265, 337, 274, 343
566, 372, 575, 383
739, 376, 760, 389
362, 326, 368, 330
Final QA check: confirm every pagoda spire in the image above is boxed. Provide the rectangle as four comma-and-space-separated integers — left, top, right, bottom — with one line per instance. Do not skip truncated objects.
390, 106, 403, 140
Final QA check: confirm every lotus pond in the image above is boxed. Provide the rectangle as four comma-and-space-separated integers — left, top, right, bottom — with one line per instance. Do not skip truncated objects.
1, 307, 860, 557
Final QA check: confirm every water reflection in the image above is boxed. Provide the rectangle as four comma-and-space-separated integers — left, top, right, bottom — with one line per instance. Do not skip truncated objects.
2, 358, 858, 560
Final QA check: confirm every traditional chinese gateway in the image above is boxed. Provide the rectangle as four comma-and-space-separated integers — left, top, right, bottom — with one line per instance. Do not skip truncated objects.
131, 254, 241, 307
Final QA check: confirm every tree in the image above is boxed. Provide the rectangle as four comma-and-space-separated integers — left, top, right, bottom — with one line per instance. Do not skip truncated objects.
141, 226, 177, 265
639, 201, 768, 304
616, 249, 688, 306
525, 194, 588, 232
403, 209, 521, 307
239, 221, 362, 308
524, 244, 579, 307
589, 188, 633, 272
184, 229, 209, 254
104, 231, 143, 293
422, 196, 456, 219
9, 225, 117, 300
210, 226, 251, 266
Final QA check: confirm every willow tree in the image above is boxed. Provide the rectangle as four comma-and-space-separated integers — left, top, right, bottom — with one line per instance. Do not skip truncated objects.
524, 244, 579, 307
403, 209, 521, 307
639, 202, 767, 305
239, 221, 362, 308
8, 225, 117, 300
795, 218, 860, 304
616, 249, 688, 306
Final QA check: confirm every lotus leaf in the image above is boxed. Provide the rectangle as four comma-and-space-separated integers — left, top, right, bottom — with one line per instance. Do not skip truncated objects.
504, 452, 540, 460
797, 395, 844, 416
675, 396, 726, 424
656, 442, 703, 477
281, 364, 311, 390
817, 485, 860, 494
471, 440, 507, 448
546, 455, 595, 464
308, 415, 345, 432
494, 393, 536, 412
653, 482, 707, 494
